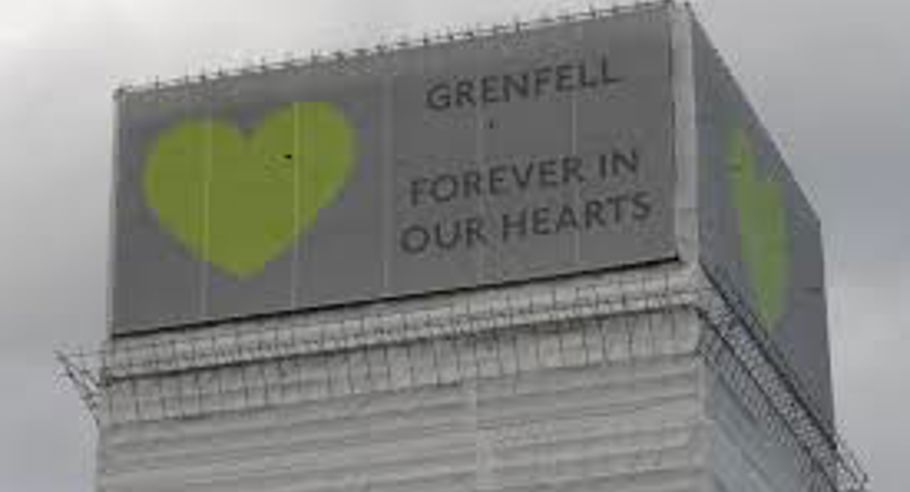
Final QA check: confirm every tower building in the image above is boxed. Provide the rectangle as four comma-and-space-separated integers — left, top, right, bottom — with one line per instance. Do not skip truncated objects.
63, 3, 867, 492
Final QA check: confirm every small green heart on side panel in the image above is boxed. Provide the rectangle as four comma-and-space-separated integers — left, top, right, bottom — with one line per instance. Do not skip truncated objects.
728, 128, 790, 329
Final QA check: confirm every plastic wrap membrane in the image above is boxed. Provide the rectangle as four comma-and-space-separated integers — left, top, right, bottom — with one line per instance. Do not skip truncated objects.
99, 299, 707, 492
77, 264, 865, 492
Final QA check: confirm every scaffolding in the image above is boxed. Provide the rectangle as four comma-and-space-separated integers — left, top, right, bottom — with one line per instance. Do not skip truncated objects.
60, 267, 867, 492
114, 0, 673, 97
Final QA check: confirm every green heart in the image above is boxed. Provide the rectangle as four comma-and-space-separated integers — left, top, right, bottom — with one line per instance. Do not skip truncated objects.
144, 102, 355, 278
728, 128, 790, 329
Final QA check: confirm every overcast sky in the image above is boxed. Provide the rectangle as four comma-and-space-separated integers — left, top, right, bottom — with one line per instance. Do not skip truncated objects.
0, 0, 907, 491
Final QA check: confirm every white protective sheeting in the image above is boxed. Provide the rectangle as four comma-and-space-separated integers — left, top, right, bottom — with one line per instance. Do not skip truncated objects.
705, 351, 820, 492
98, 308, 707, 492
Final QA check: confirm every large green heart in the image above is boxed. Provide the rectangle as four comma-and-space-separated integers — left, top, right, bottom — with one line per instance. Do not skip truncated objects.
144, 102, 355, 278
728, 128, 790, 329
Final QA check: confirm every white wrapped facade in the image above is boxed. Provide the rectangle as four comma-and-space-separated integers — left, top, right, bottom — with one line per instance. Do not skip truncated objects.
83, 266, 864, 492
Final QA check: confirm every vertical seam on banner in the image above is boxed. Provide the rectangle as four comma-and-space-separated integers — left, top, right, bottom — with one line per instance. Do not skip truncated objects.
476, 94, 487, 282
572, 95, 580, 263
291, 103, 301, 305
381, 74, 393, 291
200, 93, 212, 318
572, 24, 582, 266
668, 6, 678, 260
474, 39, 488, 285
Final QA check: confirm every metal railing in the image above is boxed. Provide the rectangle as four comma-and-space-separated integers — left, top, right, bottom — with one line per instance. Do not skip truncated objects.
59, 266, 867, 492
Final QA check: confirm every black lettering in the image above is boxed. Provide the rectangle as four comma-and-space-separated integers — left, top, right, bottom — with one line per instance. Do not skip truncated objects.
465, 216, 489, 248
600, 149, 639, 179
401, 225, 430, 254
488, 165, 509, 196
480, 76, 500, 105
584, 199, 607, 228
430, 174, 459, 203
426, 55, 621, 113
455, 80, 476, 108
537, 159, 559, 188
426, 83, 451, 111
600, 56, 623, 86
501, 209, 528, 242
555, 63, 575, 92
435, 221, 462, 250
562, 156, 586, 184
555, 205, 579, 233
613, 149, 639, 175
605, 195, 626, 223
531, 206, 553, 235
511, 162, 535, 190
410, 177, 429, 207
578, 61, 599, 88
533, 67, 553, 96
462, 170, 482, 199
631, 191, 652, 221
503, 73, 530, 102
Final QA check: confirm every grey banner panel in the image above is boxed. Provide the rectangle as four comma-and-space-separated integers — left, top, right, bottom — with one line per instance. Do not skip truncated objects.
692, 20, 834, 420
111, 6, 678, 334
